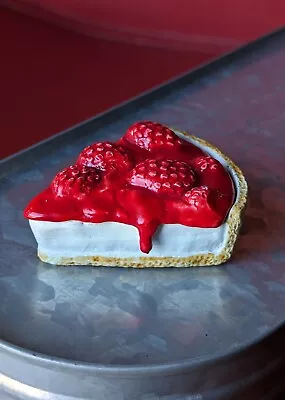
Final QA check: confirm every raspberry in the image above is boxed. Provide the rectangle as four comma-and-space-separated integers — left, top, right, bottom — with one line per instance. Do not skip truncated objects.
128, 159, 196, 197
124, 121, 182, 151
77, 142, 133, 173
193, 156, 222, 173
192, 155, 233, 193
184, 186, 216, 209
52, 165, 101, 200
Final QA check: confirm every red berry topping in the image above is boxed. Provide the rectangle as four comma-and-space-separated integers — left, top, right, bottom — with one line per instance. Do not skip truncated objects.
192, 155, 233, 193
184, 186, 225, 226
124, 121, 182, 151
184, 186, 216, 209
52, 165, 101, 200
193, 156, 221, 173
77, 142, 133, 173
128, 159, 196, 197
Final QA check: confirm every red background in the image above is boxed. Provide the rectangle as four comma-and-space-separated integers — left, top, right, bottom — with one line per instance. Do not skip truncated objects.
1, 1, 284, 158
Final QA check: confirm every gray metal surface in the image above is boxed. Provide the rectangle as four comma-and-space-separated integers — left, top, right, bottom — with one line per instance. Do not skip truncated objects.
1, 29, 285, 399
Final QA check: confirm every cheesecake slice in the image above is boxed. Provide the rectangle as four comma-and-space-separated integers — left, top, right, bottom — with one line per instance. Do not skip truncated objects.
24, 122, 247, 267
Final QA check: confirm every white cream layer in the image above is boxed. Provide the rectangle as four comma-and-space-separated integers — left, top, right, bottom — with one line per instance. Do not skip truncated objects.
30, 220, 229, 261
29, 133, 240, 262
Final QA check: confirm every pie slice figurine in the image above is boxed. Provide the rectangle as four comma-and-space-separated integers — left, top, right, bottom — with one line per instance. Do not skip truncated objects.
24, 121, 247, 267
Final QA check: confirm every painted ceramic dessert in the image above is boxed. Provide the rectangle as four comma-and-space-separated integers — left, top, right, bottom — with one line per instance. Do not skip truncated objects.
24, 121, 247, 267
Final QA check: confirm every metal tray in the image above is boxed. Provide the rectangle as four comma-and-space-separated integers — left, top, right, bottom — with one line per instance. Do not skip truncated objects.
1, 28, 285, 400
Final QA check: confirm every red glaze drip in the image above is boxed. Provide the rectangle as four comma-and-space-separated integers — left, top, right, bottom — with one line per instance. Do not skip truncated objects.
24, 122, 235, 253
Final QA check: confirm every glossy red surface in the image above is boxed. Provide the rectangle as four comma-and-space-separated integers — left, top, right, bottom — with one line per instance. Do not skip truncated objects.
2, 2, 283, 160
5, 0, 284, 52
24, 123, 235, 253
0, 9, 211, 160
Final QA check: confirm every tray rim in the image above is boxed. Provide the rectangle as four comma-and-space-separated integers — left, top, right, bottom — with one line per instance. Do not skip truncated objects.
0, 322, 284, 376
1, 26, 285, 374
